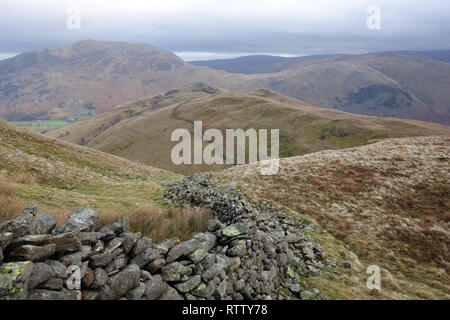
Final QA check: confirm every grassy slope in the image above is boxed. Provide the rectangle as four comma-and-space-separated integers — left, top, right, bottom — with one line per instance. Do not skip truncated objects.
0, 118, 179, 216
213, 136, 450, 299
48, 85, 450, 175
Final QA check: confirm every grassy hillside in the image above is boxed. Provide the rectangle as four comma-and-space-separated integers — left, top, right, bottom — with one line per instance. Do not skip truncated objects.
47, 84, 450, 175
213, 136, 450, 299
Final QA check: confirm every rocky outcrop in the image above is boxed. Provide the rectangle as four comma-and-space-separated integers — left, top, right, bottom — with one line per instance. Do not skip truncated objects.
0, 174, 333, 300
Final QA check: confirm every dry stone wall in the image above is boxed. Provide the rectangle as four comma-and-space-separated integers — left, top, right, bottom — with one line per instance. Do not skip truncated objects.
0, 173, 333, 300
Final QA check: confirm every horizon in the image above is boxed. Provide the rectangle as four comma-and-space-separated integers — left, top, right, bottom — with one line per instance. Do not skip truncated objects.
1, 39, 450, 62
1, 0, 450, 61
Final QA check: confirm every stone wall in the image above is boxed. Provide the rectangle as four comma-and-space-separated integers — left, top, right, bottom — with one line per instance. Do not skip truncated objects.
0, 174, 333, 300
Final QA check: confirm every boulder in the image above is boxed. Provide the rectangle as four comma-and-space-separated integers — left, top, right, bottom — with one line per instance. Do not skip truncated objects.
7, 244, 56, 262
99, 264, 140, 300
99, 215, 130, 236
167, 239, 201, 263
56, 207, 100, 233
0, 261, 34, 300
28, 262, 53, 289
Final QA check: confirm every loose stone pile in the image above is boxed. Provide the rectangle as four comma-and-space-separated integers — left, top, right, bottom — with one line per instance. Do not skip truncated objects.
0, 173, 332, 300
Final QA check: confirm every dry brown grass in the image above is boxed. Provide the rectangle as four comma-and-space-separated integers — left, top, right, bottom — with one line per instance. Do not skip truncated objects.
98, 205, 213, 242
213, 136, 450, 299
0, 173, 24, 221
11, 170, 37, 185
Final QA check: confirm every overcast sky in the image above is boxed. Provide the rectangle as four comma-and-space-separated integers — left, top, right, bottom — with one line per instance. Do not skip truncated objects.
1, 0, 449, 61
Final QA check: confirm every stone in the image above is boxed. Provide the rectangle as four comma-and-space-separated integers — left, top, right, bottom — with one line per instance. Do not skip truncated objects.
99, 264, 140, 300
37, 277, 63, 290
167, 239, 201, 263
56, 207, 100, 233
188, 233, 217, 263
215, 279, 228, 299
7, 244, 56, 262
206, 219, 223, 232
222, 222, 251, 237
130, 247, 160, 268
89, 251, 117, 268
31, 212, 57, 234
120, 232, 141, 255
82, 290, 99, 300
174, 275, 201, 293
90, 268, 108, 289
0, 232, 14, 249
28, 262, 53, 289
193, 281, 216, 298
0, 261, 34, 300
88, 241, 103, 256
145, 275, 166, 300
159, 286, 184, 300
125, 282, 146, 300
105, 254, 128, 274
59, 249, 89, 267
161, 262, 192, 282
10, 232, 82, 253
45, 260, 67, 279
106, 237, 125, 252
289, 283, 301, 293
154, 238, 180, 254
99, 215, 130, 236
79, 232, 103, 245
130, 237, 153, 257
227, 243, 246, 257
146, 258, 166, 274
28, 288, 81, 300
343, 262, 352, 269
82, 268, 95, 288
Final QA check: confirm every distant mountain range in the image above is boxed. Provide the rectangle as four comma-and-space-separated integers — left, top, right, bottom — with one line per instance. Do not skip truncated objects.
1, 40, 449, 125
190, 50, 450, 73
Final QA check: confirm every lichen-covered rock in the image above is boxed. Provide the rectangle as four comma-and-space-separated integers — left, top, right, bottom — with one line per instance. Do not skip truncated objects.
174, 275, 201, 293
192, 281, 216, 298
56, 207, 100, 233
0, 261, 34, 300
222, 222, 251, 237
161, 262, 192, 282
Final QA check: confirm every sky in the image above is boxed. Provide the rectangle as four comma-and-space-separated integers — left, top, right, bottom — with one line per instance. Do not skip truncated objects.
0, 0, 449, 61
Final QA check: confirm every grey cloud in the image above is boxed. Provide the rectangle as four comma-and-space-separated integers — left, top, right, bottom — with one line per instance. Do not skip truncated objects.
0, 0, 449, 60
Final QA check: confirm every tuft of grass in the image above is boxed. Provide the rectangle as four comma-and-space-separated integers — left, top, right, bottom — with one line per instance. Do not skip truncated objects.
98, 205, 213, 242
0, 173, 25, 221
12, 170, 37, 185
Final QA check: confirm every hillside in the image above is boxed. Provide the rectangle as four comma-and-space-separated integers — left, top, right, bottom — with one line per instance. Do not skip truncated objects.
1, 40, 450, 125
47, 84, 450, 175
213, 135, 450, 299
0, 117, 180, 218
